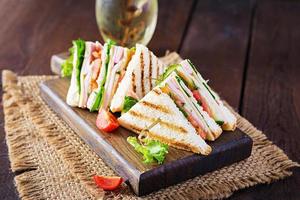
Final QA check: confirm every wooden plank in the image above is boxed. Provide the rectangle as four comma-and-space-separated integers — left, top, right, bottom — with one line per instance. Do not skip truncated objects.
0, 0, 194, 76
0, 0, 99, 76
40, 78, 252, 196
148, 0, 195, 56
179, 0, 253, 109
235, 0, 300, 199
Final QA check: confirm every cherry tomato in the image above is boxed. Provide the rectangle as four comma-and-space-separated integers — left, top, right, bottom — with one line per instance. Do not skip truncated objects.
96, 109, 119, 132
93, 175, 123, 191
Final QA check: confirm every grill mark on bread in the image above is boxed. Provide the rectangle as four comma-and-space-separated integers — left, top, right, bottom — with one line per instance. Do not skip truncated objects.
146, 131, 198, 152
149, 53, 153, 90
127, 124, 143, 132
140, 52, 145, 96
152, 89, 161, 95
140, 100, 171, 114
131, 71, 136, 93
126, 125, 201, 154
119, 121, 211, 154
128, 110, 187, 134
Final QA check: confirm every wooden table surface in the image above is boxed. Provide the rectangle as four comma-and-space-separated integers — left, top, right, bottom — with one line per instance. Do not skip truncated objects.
0, 0, 299, 199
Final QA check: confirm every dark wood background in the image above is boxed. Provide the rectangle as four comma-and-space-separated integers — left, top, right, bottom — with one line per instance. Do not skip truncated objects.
0, 0, 299, 199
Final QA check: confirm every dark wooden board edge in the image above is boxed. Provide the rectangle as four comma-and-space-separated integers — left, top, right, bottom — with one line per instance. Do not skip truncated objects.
40, 81, 142, 194
40, 79, 253, 196
139, 133, 252, 196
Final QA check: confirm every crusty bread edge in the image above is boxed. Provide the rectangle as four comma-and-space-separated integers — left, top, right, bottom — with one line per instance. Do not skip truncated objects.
118, 118, 212, 155
222, 123, 237, 131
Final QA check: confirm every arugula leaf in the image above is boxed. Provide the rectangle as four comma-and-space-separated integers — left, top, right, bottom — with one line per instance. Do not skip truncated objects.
127, 136, 168, 164
123, 96, 138, 113
61, 47, 74, 77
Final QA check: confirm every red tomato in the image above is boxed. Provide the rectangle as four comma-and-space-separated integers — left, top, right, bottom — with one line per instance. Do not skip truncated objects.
192, 90, 212, 116
93, 175, 123, 191
192, 90, 201, 101
96, 109, 119, 132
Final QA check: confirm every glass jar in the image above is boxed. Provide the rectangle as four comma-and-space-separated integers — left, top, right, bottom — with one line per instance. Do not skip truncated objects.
95, 0, 158, 47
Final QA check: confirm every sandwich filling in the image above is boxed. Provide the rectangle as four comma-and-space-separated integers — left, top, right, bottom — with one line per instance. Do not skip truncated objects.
100, 46, 134, 110
78, 41, 103, 108
156, 59, 237, 131
179, 60, 237, 130
87, 41, 114, 111
110, 44, 165, 113
160, 74, 221, 141
66, 39, 85, 107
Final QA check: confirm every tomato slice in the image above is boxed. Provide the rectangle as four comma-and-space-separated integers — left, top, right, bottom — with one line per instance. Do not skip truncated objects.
192, 90, 212, 116
93, 175, 123, 191
192, 90, 201, 102
96, 109, 119, 132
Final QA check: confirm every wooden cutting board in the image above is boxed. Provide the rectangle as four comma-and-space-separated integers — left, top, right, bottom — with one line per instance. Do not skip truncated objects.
40, 78, 253, 196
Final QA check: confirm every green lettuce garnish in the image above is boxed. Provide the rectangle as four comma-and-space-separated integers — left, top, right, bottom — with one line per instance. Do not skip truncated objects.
127, 136, 168, 164
61, 39, 85, 82
61, 47, 74, 77
123, 96, 138, 113
74, 39, 85, 94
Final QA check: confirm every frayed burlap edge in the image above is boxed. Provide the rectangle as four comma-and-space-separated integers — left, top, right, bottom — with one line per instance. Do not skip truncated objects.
2, 65, 299, 199
2, 70, 43, 200
2, 70, 103, 200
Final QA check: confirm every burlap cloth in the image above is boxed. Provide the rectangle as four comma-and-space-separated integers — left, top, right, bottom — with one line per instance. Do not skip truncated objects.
2, 53, 299, 200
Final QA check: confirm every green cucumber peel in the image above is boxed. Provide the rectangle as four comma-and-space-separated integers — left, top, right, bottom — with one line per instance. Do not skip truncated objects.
156, 64, 180, 85
90, 41, 113, 111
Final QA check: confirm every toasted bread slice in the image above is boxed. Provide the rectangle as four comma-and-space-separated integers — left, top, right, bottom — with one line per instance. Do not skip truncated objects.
178, 59, 237, 131
173, 75, 222, 141
118, 88, 212, 155
110, 44, 165, 113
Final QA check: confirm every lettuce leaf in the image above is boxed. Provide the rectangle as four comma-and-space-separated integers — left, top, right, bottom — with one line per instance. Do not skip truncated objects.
123, 96, 138, 113
61, 39, 85, 81
61, 47, 74, 77
73, 39, 85, 94
127, 136, 168, 164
